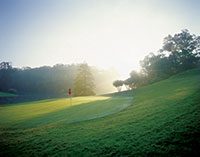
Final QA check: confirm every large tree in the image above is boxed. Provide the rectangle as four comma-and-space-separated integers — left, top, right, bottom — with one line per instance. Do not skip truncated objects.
74, 63, 95, 96
140, 30, 200, 84
124, 70, 147, 89
140, 53, 172, 82
161, 29, 200, 72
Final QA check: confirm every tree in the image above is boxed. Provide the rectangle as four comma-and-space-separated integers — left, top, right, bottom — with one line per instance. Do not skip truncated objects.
0, 62, 12, 70
123, 78, 132, 90
0, 62, 117, 97
162, 29, 200, 72
0, 62, 13, 91
129, 70, 143, 88
139, 30, 200, 84
74, 63, 95, 96
140, 53, 172, 82
113, 80, 123, 92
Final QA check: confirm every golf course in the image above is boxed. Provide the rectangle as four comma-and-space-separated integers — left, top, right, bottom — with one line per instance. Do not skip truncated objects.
1, 1, 200, 156
1, 68, 200, 156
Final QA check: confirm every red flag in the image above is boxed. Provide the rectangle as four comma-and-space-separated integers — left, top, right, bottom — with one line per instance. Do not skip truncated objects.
68, 88, 72, 96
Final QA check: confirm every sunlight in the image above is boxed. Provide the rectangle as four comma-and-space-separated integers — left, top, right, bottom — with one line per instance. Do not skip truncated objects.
1, 0, 196, 78
38, 3, 174, 79
1, 1, 200, 156
59, 4, 172, 78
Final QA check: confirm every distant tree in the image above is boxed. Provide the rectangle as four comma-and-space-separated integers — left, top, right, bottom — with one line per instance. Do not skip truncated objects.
0, 62, 12, 69
0, 62, 116, 97
74, 63, 95, 96
123, 78, 132, 90
129, 70, 142, 88
140, 53, 172, 82
0, 62, 13, 91
113, 80, 123, 92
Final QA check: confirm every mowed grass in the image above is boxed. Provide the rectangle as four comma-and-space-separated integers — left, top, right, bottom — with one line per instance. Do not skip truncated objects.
0, 69, 200, 156
0, 92, 16, 97
0, 96, 131, 129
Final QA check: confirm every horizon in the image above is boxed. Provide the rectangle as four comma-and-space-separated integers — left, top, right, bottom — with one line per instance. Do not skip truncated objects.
1, 0, 200, 79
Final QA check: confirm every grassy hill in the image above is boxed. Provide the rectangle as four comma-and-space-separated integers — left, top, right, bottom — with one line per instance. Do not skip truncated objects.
0, 68, 200, 156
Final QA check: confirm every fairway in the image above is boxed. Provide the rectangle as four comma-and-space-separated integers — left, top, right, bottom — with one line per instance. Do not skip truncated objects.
0, 69, 200, 156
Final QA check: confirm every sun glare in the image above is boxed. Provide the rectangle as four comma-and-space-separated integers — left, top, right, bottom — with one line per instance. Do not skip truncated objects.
56, 4, 172, 79
1, 0, 196, 79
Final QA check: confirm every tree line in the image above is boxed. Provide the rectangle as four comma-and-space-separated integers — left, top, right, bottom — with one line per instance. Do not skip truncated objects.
0, 62, 117, 97
113, 30, 200, 91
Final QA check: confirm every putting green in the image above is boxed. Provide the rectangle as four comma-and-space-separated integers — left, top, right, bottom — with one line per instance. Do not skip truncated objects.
0, 96, 132, 128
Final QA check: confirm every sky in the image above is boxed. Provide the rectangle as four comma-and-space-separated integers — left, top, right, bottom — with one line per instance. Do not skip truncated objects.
1, 0, 200, 79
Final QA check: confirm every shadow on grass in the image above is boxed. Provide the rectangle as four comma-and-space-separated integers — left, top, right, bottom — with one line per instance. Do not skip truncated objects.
6, 96, 132, 129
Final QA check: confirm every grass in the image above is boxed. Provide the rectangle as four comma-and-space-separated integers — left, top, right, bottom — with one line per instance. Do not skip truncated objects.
0, 68, 200, 156
0, 92, 16, 97
0, 96, 131, 129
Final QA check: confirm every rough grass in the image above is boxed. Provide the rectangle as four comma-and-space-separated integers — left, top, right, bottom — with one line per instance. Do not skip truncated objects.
0, 68, 200, 156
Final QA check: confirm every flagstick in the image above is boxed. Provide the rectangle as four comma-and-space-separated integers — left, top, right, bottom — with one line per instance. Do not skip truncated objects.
70, 95, 72, 106
68, 88, 72, 106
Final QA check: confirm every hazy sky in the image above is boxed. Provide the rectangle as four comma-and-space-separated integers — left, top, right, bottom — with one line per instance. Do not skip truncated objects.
1, 0, 200, 79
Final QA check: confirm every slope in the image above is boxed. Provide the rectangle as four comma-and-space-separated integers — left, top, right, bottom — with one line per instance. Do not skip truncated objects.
0, 68, 200, 156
